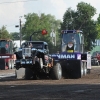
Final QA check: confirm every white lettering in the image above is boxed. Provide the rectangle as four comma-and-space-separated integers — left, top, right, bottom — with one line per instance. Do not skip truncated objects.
0, 56, 10, 58
66, 55, 71, 58
70, 54, 75, 58
57, 55, 61, 58
57, 54, 75, 59
61, 55, 67, 58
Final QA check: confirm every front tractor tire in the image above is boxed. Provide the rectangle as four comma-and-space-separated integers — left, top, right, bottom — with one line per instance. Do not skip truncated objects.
15, 68, 34, 80
50, 63, 62, 80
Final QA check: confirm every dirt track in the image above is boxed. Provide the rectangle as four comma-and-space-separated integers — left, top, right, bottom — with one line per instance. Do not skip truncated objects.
0, 66, 100, 100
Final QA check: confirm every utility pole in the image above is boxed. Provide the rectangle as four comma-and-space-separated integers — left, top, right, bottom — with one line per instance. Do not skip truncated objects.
50, 30, 56, 46
19, 18, 22, 48
15, 16, 23, 48
54, 31, 56, 46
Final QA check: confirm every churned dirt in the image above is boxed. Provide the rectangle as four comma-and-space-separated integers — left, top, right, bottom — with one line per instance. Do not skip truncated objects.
0, 66, 100, 100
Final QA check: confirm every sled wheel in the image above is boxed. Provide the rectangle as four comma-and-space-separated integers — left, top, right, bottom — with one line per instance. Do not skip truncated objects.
81, 62, 84, 77
51, 63, 62, 80
39, 58, 43, 69
8, 60, 12, 69
11, 60, 14, 69
83, 62, 87, 76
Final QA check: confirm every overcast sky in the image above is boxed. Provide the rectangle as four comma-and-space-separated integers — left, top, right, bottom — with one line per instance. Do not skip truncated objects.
0, 0, 100, 33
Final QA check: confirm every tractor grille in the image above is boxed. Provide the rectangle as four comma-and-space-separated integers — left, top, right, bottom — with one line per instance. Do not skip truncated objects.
22, 48, 31, 57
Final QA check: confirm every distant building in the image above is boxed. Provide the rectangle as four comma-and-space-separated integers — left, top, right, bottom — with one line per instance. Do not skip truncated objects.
13, 40, 26, 51
93, 39, 100, 46
91, 39, 100, 55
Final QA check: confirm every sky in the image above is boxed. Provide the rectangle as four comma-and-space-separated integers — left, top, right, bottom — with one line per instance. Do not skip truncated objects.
0, 0, 100, 33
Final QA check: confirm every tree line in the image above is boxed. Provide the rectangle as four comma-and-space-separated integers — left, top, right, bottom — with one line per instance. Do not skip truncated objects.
1, 1, 100, 53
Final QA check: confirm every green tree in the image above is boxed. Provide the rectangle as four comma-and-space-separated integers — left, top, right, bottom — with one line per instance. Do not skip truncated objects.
0, 26, 10, 39
96, 14, 100, 39
61, 7, 77, 30
22, 13, 61, 53
61, 2, 97, 51
10, 32, 20, 40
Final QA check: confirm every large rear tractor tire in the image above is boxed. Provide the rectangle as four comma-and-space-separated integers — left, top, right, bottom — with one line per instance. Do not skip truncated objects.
72, 61, 84, 79
50, 63, 62, 80
25, 68, 34, 80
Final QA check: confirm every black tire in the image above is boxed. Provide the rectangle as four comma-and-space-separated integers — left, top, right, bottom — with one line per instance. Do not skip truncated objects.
73, 61, 83, 79
0, 59, 6, 70
87, 69, 91, 74
25, 68, 34, 80
83, 62, 87, 76
51, 63, 62, 80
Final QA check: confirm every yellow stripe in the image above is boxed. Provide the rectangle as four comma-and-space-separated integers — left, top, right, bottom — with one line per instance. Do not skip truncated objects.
67, 50, 73, 53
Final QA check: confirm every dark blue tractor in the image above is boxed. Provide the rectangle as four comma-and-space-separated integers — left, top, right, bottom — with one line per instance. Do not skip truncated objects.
14, 30, 62, 80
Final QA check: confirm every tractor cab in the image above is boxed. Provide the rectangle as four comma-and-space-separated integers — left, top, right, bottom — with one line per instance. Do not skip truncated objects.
61, 30, 84, 53
0, 39, 14, 54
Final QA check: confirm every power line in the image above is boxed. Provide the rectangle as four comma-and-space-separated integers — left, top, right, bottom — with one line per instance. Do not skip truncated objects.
0, 0, 37, 4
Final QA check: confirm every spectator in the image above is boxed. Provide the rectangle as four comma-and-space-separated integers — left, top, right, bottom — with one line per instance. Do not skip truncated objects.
29, 43, 33, 48
72, 36, 76, 50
